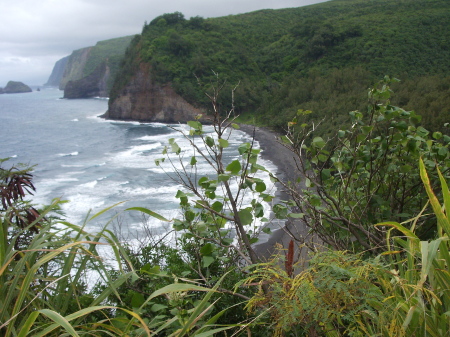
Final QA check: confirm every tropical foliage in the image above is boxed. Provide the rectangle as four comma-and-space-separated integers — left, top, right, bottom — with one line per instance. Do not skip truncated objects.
279, 77, 450, 252
2, 74, 450, 336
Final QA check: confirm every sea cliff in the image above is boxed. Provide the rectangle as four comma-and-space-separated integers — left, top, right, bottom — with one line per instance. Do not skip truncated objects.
45, 36, 134, 98
45, 56, 69, 87
104, 64, 206, 123
64, 62, 110, 98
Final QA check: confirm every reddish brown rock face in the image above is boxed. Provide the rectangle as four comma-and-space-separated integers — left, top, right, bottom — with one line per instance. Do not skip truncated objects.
105, 64, 207, 123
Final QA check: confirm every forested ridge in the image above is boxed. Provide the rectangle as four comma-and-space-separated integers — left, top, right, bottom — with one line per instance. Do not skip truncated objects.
110, 0, 450, 134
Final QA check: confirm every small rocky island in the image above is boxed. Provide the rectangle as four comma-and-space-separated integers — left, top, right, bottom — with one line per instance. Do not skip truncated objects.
0, 81, 32, 94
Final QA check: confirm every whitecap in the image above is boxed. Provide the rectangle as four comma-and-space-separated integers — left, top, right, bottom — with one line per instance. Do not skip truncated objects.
136, 132, 178, 142
79, 180, 98, 189
57, 151, 79, 157
71, 118, 79, 122
61, 164, 84, 168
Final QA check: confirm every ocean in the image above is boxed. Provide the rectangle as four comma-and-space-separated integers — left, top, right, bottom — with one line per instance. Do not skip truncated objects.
0, 88, 277, 241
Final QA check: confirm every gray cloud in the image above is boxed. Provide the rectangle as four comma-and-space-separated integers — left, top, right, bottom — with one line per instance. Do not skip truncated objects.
0, 0, 327, 86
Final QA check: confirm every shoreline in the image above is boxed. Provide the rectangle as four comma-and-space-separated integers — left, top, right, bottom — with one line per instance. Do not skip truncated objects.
238, 124, 311, 261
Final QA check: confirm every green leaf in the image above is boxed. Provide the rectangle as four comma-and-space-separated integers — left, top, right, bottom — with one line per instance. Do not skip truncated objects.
218, 138, 229, 148
305, 177, 312, 188
262, 227, 272, 234
148, 283, 214, 301
238, 209, 253, 226
226, 160, 241, 175
211, 201, 223, 212
254, 202, 264, 218
312, 137, 326, 148
17, 311, 40, 337
221, 238, 233, 245
151, 303, 168, 312
231, 123, 240, 129
255, 181, 266, 192
187, 120, 202, 130
201, 243, 214, 255
169, 138, 181, 154
125, 207, 169, 222
273, 204, 288, 219
205, 136, 215, 147
218, 174, 230, 182
190, 156, 197, 166
433, 131, 443, 140
38, 309, 80, 337
238, 143, 251, 155
203, 256, 215, 268
249, 237, 259, 244
131, 292, 145, 308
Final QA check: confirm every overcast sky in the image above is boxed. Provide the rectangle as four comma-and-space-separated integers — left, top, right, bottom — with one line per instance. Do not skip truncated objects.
0, 0, 328, 86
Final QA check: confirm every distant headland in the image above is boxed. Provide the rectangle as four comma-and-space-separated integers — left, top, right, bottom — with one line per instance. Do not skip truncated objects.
0, 81, 32, 94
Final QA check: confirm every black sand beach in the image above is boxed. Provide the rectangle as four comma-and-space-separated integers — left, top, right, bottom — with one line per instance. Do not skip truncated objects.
238, 124, 314, 261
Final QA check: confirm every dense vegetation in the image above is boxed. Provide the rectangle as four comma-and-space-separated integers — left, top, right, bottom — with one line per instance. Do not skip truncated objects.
110, 0, 450, 134
3, 0, 450, 335
3, 77, 450, 335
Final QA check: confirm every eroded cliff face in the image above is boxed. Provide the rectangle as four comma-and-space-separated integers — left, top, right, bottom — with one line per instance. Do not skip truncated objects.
45, 56, 69, 87
105, 64, 207, 123
59, 47, 92, 90
63, 62, 109, 98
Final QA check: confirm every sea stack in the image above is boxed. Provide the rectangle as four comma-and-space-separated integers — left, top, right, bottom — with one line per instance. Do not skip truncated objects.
3, 81, 32, 94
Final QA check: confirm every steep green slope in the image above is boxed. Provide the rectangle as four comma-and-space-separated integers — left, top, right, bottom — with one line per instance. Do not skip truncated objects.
110, 0, 450, 133
83, 36, 135, 89
59, 35, 134, 94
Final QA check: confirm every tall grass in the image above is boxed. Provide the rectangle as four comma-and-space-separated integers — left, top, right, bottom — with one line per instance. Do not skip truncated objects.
0, 201, 151, 336
360, 158, 450, 336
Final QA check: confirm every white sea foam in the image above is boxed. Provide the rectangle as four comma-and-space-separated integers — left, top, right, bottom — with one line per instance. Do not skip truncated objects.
71, 118, 79, 122
58, 151, 79, 157
136, 132, 179, 142
79, 180, 98, 189
122, 184, 179, 198
62, 193, 106, 223
61, 164, 84, 168
111, 142, 163, 168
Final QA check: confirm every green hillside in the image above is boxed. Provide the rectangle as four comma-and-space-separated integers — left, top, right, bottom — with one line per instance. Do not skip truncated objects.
110, 0, 450, 133
84, 35, 134, 90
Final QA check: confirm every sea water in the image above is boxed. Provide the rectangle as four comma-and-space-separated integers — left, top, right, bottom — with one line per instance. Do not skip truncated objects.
0, 88, 277, 242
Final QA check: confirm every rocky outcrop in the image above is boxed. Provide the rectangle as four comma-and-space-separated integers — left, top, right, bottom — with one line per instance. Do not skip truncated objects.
3, 81, 32, 93
104, 64, 208, 123
59, 47, 92, 90
64, 62, 109, 98
45, 56, 69, 87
